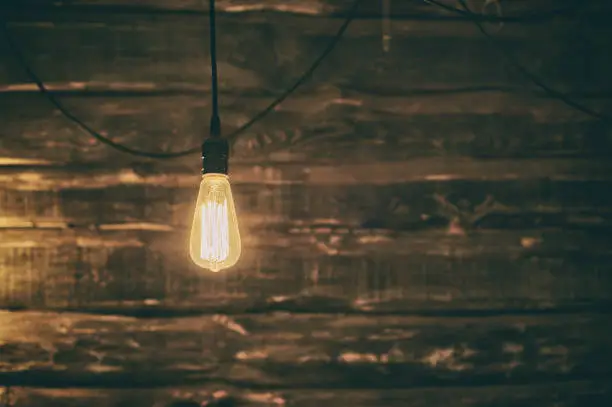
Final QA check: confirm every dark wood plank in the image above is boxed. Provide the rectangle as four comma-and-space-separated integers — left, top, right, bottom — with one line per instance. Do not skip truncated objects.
2, 176, 611, 312
0, 0, 591, 18
2, 226, 611, 255
1, 311, 611, 388
3, 180, 612, 232
0, 88, 612, 163
1, 156, 612, 194
1, 92, 611, 164
264, 114, 612, 161
2, 8, 611, 93
8, 380, 612, 407
1, 227, 611, 312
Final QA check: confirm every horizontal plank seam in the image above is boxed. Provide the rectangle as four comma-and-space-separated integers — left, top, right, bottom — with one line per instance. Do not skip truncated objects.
2, 373, 612, 390
2, 85, 612, 99
2, 6, 606, 21
6, 378, 612, 393
3, 304, 612, 318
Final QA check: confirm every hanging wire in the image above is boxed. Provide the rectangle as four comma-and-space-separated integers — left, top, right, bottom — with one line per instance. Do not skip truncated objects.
208, 0, 220, 138
425, 0, 611, 122
0, 0, 363, 159
422, 0, 593, 22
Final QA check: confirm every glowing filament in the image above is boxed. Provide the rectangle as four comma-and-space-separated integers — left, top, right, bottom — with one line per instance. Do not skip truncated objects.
189, 174, 241, 272
200, 200, 230, 263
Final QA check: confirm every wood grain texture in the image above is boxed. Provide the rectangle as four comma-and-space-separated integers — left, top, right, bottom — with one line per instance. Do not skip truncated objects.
0, 0, 592, 17
6, 381, 612, 407
0, 19, 546, 89
2, 179, 612, 231
2, 2, 611, 92
2, 226, 611, 256
1, 311, 611, 388
1, 227, 611, 312
1, 157, 612, 193
1, 92, 611, 165
1, 176, 611, 312
0, 1, 611, 403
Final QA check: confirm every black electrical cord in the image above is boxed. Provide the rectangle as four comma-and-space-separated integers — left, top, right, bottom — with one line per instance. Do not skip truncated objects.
426, 0, 611, 122
0, 0, 363, 159
200, 0, 229, 176
208, 0, 220, 138
422, 0, 592, 22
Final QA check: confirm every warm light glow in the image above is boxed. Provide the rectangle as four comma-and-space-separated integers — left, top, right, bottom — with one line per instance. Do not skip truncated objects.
189, 173, 241, 272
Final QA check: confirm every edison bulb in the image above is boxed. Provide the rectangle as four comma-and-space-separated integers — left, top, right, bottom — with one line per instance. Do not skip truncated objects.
189, 173, 241, 272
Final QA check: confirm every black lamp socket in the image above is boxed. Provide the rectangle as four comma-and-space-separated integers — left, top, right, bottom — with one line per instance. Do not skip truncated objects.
201, 137, 229, 175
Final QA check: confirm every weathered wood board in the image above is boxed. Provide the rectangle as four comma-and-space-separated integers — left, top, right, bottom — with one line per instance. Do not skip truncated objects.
0, 174, 611, 312
3, 178, 612, 227
0, 0, 609, 92
2, 165, 612, 314
1, 311, 611, 388
1, 0, 610, 167
1, 21, 601, 92
1, 93, 611, 165
0, 0, 593, 16
5, 381, 612, 407
1, 227, 611, 312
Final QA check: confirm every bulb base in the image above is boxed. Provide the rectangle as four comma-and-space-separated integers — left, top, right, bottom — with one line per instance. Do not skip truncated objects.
202, 138, 229, 175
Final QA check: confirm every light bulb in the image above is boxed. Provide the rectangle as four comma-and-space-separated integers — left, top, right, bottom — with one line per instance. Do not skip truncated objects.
189, 173, 241, 272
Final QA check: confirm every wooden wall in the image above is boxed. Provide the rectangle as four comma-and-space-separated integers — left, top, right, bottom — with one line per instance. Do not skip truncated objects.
1, 0, 612, 406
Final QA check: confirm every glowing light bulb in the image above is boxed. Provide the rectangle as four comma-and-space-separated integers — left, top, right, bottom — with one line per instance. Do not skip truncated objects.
189, 0, 240, 272
189, 173, 241, 272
